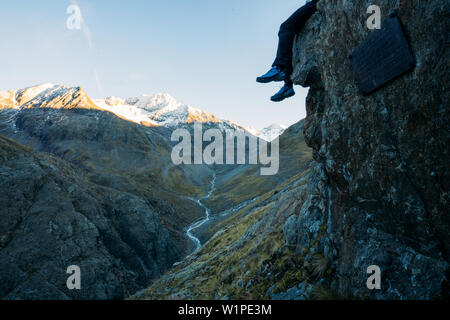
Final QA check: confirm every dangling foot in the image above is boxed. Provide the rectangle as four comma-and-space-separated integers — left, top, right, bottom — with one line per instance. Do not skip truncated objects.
271, 83, 295, 102
256, 66, 287, 83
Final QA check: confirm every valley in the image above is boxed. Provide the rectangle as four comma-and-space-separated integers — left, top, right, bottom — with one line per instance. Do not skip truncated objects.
0, 83, 305, 299
186, 173, 216, 253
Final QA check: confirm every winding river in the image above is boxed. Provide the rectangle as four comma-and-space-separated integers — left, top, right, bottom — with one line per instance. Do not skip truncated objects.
186, 173, 216, 253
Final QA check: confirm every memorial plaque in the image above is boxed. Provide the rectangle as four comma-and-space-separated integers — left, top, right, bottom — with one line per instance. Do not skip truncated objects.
349, 11, 416, 95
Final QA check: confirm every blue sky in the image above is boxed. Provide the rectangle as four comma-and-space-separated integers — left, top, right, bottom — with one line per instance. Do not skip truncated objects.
0, 0, 310, 129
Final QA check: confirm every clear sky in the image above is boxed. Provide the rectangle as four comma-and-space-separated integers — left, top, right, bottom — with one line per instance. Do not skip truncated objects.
0, 0, 310, 130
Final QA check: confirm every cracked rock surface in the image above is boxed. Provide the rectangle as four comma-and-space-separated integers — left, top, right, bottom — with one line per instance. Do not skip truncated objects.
284, 0, 449, 299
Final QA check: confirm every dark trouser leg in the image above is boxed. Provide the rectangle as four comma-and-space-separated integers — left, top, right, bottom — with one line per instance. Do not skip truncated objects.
272, 1, 318, 83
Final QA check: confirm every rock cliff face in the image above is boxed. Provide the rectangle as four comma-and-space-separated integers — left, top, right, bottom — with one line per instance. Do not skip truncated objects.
285, 0, 449, 298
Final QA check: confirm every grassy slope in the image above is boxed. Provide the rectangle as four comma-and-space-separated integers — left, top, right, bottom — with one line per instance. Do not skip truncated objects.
131, 169, 312, 300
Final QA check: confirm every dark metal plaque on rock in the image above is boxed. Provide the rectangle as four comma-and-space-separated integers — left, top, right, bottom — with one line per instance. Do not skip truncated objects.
349, 11, 416, 95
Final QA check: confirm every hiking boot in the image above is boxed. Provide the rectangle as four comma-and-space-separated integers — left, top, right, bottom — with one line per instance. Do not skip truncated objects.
256, 66, 287, 83
271, 83, 295, 102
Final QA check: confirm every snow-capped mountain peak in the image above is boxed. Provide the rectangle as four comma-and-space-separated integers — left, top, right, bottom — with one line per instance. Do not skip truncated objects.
258, 124, 287, 141
241, 123, 287, 141
0, 83, 100, 111
94, 93, 224, 127
125, 93, 182, 112
94, 92, 287, 139
19, 83, 55, 96
102, 96, 125, 107
1, 83, 287, 140
15, 83, 56, 106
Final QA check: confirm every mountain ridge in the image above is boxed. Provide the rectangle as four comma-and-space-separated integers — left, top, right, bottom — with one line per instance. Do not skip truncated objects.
0, 83, 285, 140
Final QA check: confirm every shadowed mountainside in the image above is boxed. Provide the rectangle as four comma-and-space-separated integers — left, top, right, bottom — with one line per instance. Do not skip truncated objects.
0, 134, 179, 299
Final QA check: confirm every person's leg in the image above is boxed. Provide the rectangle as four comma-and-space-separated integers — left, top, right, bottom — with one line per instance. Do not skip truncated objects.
272, 1, 318, 80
